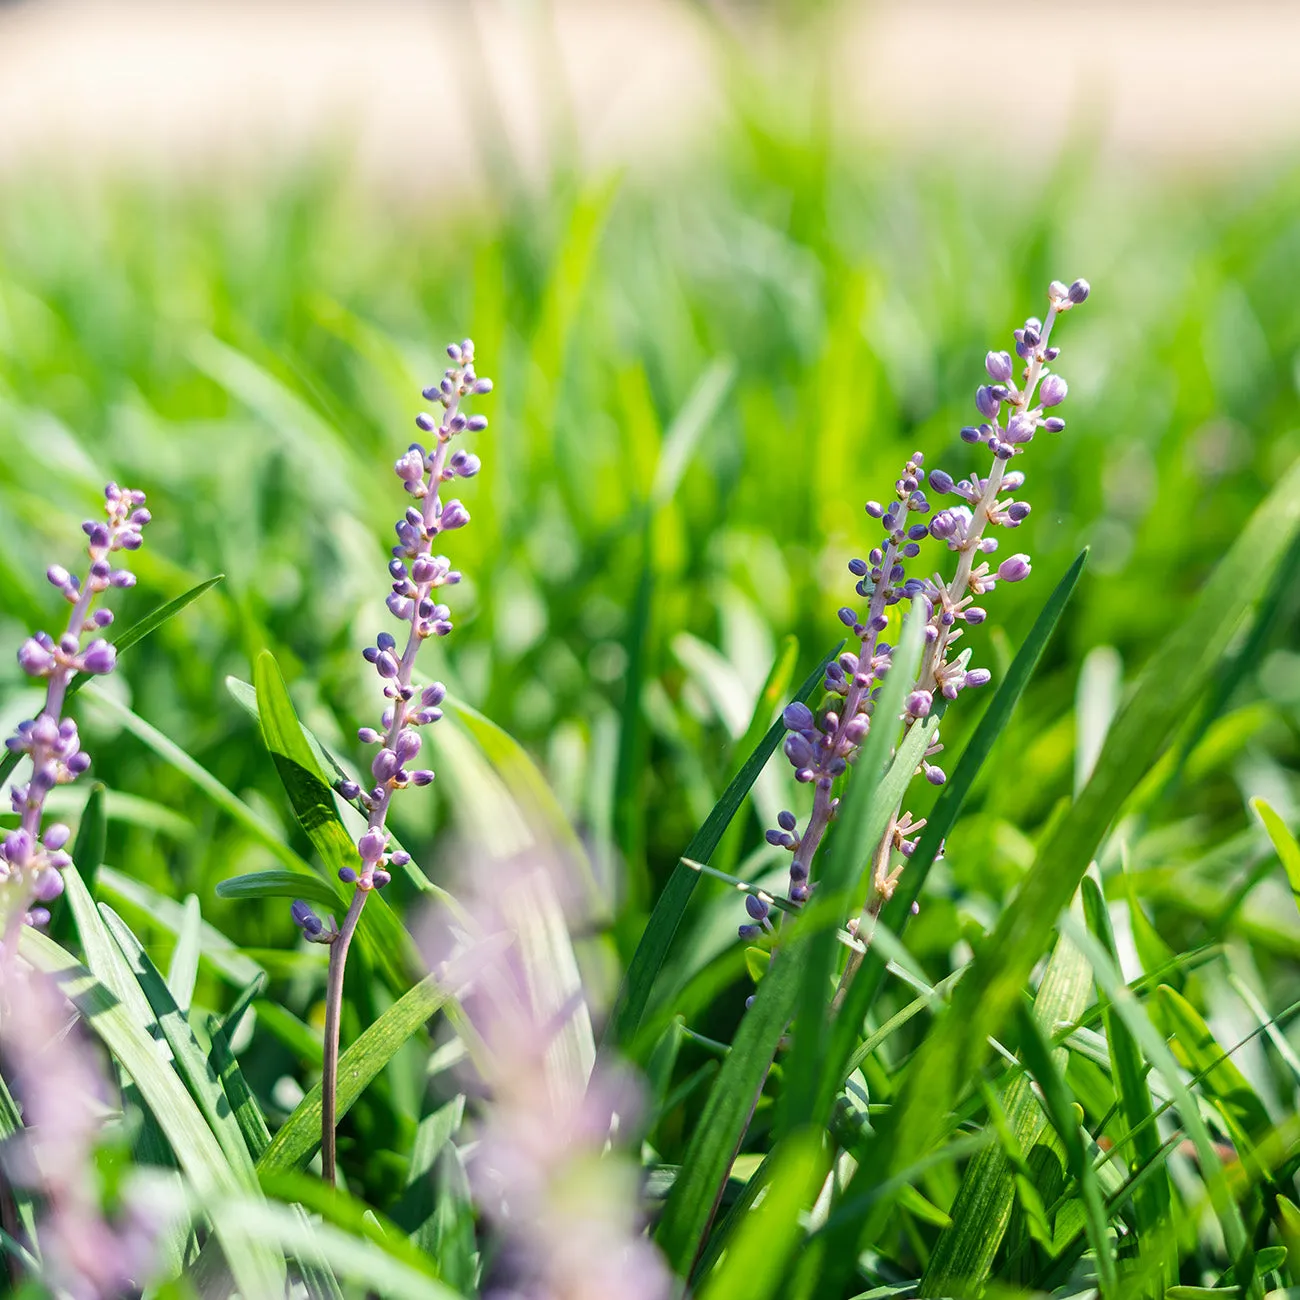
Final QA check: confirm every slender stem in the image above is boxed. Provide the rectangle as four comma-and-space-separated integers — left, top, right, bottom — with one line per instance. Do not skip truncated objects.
321, 887, 368, 1186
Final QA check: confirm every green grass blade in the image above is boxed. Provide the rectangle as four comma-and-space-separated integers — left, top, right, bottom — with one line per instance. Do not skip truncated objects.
18, 927, 285, 1297
1082, 875, 1173, 1296
824, 549, 1089, 1108
695, 1130, 829, 1300
1014, 998, 1118, 1296
653, 933, 809, 1279
100, 905, 262, 1184
920, 928, 1094, 1295
1153, 984, 1271, 1145
1253, 796, 1300, 917
604, 640, 842, 1055
207, 976, 272, 1160
215, 868, 342, 909
258, 974, 449, 1176
166, 892, 202, 1014
204, 1196, 460, 1300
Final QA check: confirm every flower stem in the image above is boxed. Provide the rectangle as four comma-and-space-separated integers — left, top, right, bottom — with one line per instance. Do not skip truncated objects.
321, 886, 368, 1186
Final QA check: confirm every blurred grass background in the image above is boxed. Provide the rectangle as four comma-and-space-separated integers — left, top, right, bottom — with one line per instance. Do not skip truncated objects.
4, 0, 1300, 1208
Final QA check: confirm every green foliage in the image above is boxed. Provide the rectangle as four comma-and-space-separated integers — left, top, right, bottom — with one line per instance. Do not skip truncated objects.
6, 32, 1300, 1296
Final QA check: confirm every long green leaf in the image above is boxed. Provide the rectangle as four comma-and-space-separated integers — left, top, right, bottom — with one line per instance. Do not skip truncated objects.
654, 932, 808, 1278
215, 868, 342, 909
696, 1130, 829, 1300
18, 928, 285, 1297
1253, 796, 1300, 917
166, 893, 202, 1014
605, 641, 841, 1055
1082, 876, 1173, 1296
258, 974, 449, 1175
100, 906, 262, 1184
919, 927, 1094, 1295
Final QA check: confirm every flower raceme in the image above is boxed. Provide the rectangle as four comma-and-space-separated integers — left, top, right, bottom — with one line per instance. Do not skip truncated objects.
743, 279, 1089, 942
291, 340, 491, 940
290, 338, 491, 1186
2, 484, 150, 935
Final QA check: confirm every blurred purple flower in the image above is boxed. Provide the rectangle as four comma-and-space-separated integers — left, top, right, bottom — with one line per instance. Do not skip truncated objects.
0, 966, 161, 1297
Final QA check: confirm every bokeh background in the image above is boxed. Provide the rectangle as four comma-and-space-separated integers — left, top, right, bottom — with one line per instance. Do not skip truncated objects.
4, 0, 1300, 1197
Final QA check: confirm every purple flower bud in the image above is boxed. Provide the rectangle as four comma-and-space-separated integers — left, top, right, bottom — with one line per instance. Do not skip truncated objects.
110, 569, 136, 588
395, 449, 426, 483
783, 733, 815, 769
1005, 414, 1036, 444
848, 558, 868, 577
964, 668, 992, 689
924, 764, 947, 786
465, 415, 488, 433
358, 828, 387, 862
66, 752, 91, 777
46, 564, 71, 590
1043, 416, 1066, 433
1008, 502, 1031, 522
837, 607, 858, 628
372, 749, 400, 782
415, 413, 438, 433
777, 810, 797, 832
985, 351, 1014, 383
290, 899, 316, 929
865, 501, 884, 518
375, 651, 400, 679
357, 727, 381, 744
338, 780, 362, 800
975, 386, 1000, 420
395, 729, 422, 762
81, 640, 117, 675
745, 894, 769, 921
338, 866, 358, 884
783, 702, 814, 732
997, 554, 1032, 583
17, 638, 56, 677
1039, 374, 1068, 407
2, 831, 33, 865
450, 449, 481, 477
42, 824, 71, 851
1068, 279, 1090, 304
32, 868, 65, 902
439, 501, 470, 531
412, 769, 436, 785
906, 690, 932, 718
964, 607, 987, 624
928, 469, 953, 495
738, 924, 761, 941
959, 425, 981, 444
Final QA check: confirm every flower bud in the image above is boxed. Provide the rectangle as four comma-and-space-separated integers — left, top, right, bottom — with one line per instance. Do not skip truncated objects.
1038, 374, 1068, 407
997, 554, 1032, 583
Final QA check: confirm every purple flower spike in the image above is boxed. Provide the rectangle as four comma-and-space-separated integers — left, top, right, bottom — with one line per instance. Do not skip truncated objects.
733, 279, 1086, 966
3, 483, 150, 935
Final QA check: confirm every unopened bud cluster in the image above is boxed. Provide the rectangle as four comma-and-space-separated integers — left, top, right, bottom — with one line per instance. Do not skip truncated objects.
293, 341, 491, 940
3, 484, 149, 929
743, 280, 1089, 941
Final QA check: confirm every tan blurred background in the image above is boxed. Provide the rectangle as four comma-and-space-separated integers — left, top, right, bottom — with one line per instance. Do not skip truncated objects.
1, 0, 1297, 188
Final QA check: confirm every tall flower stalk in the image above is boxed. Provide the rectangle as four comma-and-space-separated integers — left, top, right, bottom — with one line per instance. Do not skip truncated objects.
2, 484, 150, 951
291, 340, 491, 1185
744, 279, 1089, 956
